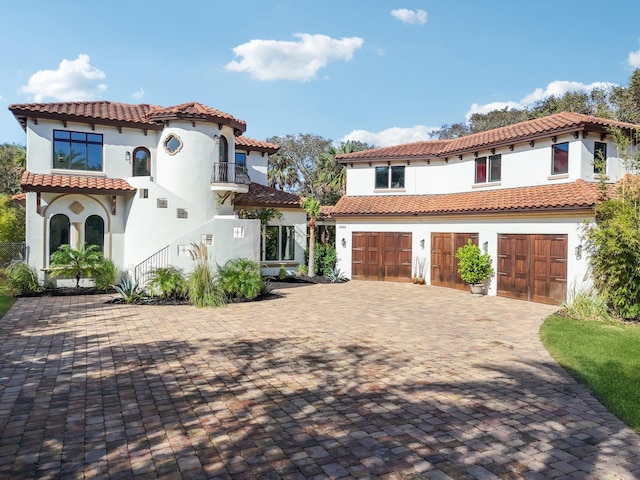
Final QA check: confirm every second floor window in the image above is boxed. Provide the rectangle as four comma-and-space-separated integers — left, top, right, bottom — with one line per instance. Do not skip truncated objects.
594, 141, 607, 174
235, 152, 246, 166
375, 166, 405, 189
133, 147, 151, 176
219, 136, 229, 163
475, 154, 501, 183
552, 142, 569, 175
53, 130, 103, 171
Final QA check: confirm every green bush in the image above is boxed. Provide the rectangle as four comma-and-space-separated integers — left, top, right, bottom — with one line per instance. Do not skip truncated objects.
93, 258, 117, 290
49, 243, 103, 288
314, 243, 337, 277
455, 239, 494, 285
562, 285, 611, 322
113, 276, 144, 304
218, 258, 263, 301
7, 262, 40, 295
148, 266, 187, 299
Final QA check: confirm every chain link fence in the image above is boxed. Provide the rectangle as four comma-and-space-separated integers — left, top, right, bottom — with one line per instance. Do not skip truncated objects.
0, 242, 27, 268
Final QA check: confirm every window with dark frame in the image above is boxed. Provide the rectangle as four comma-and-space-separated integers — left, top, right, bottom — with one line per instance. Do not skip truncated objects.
235, 152, 246, 166
53, 130, 103, 171
263, 225, 295, 262
594, 142, 607, 174
85, 215, 104, 253
375, 166, 405, 189
49, 214, 70, 257
133, 147, 151, 176
552, 142, 569, 175
475, 155, 501, 184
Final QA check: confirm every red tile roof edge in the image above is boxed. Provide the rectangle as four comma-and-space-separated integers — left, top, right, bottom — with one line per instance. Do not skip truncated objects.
337, 112, 640, 161
234, 183, 302, 208
235, 136, 280, 154
332, 180, 603, 217
20, 171, 136, 194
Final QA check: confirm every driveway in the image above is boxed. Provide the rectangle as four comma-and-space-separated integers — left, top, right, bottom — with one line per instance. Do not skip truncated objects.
0, 281, 639, 479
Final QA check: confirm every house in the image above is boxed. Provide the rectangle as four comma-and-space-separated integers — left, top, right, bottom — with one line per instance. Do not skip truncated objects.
8, 101, 307, 285
332, 112, 639, 305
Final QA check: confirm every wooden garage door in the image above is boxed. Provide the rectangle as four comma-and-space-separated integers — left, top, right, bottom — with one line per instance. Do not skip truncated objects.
352, 232, 412, 281
497, 234, 567, 305
431, 233, 479, 290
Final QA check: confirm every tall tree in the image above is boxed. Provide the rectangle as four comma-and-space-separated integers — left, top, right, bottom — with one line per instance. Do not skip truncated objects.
314, 140, 374, 205
301, 197, 321, 277
611, 69, 640, 124
469, 108, 530, 134
0, 143, 26, 195
430, 123, 470, 139
266, 134, 332, 195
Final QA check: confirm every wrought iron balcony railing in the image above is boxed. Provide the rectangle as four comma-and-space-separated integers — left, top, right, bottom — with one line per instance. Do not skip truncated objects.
210, 162, 251, 185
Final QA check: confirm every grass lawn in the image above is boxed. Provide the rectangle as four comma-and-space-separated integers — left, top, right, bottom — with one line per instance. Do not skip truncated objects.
0, 295, 14, 318
541, 315, 640, 431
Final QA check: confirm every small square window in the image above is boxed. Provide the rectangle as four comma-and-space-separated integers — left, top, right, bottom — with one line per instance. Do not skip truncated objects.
139, 188, 149, 199
177, 245, 190, 256
475, 157, 487, 183
177, 208, 188, 219
233, 226, 245, 239
157, 198, 168, 208
201, 234, 213, 245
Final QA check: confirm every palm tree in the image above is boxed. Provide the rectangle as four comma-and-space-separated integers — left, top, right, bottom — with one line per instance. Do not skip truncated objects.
302, 197, 321, 277
49, 243, 104, 288
267, 151, 299, 191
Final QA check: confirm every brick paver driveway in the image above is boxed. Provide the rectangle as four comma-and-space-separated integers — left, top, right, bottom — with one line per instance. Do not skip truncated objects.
1, 281, 640, 479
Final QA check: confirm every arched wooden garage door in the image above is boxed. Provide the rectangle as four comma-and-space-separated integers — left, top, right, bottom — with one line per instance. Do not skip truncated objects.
352, 232, 412, 281
497, 234, 567, 305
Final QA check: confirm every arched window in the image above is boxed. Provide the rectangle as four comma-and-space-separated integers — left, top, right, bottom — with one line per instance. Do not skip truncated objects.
85, 215, 105, 253
133, 147, 151, 176
219, 136, 228, 163
49, 214, 70, 257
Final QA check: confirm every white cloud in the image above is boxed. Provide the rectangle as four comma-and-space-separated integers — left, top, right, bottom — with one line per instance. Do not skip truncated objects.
629, 48, 640, 68
390, 8, 427, 25
132, 88, 145, 100
19, 54, 107, 102
225, 33, 364, 82
341, 125, 438, 148
466, 80, 617, 120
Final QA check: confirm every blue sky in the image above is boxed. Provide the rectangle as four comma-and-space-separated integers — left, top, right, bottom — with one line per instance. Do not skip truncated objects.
2, 1, 640, 148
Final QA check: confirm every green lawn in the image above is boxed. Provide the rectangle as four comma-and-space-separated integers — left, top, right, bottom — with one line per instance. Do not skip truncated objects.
540, 315, 640, 431
0, 294, 14, 318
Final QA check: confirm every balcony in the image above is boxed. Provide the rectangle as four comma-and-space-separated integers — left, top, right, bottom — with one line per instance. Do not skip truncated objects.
210, 162, 251, 194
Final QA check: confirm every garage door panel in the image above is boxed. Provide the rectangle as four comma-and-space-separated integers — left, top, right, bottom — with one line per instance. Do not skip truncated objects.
498, 234, 567, 305
352, 232, 412, 282
431, 233, 478, 290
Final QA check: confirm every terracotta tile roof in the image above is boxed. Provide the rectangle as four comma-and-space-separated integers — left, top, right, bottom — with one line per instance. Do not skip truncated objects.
319, 205, 334, 220
332, 180, 602, 216
146, 102, 246, 134
236, 136, 280, 154
234, 183, 301, 208
9, 101, 248, 134
11, 193, 26, 204
8, 101, 159, 130
20, 171, 136, 195
337, 112, 640, 162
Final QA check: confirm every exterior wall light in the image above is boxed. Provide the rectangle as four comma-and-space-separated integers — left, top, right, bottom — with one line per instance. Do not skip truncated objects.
419, 239, 425, 249
575, 244, 583, 260
125, 151, 131, 162
482, 241, 488, 253
341, 238, 346, 248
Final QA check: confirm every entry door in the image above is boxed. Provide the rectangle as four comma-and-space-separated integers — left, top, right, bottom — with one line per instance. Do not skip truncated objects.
352, 232, 412, 281
497, 234, 567, 305
431, 233, 479, 290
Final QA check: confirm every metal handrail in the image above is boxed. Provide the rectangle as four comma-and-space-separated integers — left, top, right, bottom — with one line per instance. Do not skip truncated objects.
211, 162, 251, 185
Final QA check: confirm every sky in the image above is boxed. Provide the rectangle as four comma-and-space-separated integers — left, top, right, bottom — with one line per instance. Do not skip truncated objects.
1, 1, 640, 148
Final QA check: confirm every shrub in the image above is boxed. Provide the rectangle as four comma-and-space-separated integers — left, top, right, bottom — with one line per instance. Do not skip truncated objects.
562, 285, 611, 322
6, 262, 40, 294
455, 240, 494, 285
113, 276, 144, 304
314, 243, 337, 277
148, 266, 187, 299
93, 258, 117, 290
188, 243, 226, 308
218, 258, 263, 301
49, 243, 103, 288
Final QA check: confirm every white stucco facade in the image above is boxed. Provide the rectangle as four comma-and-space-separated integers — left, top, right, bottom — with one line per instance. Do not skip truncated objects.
11, 101, 306, 284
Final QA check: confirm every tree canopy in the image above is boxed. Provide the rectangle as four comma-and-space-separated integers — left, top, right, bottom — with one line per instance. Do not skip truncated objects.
0, 143, 26, 195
